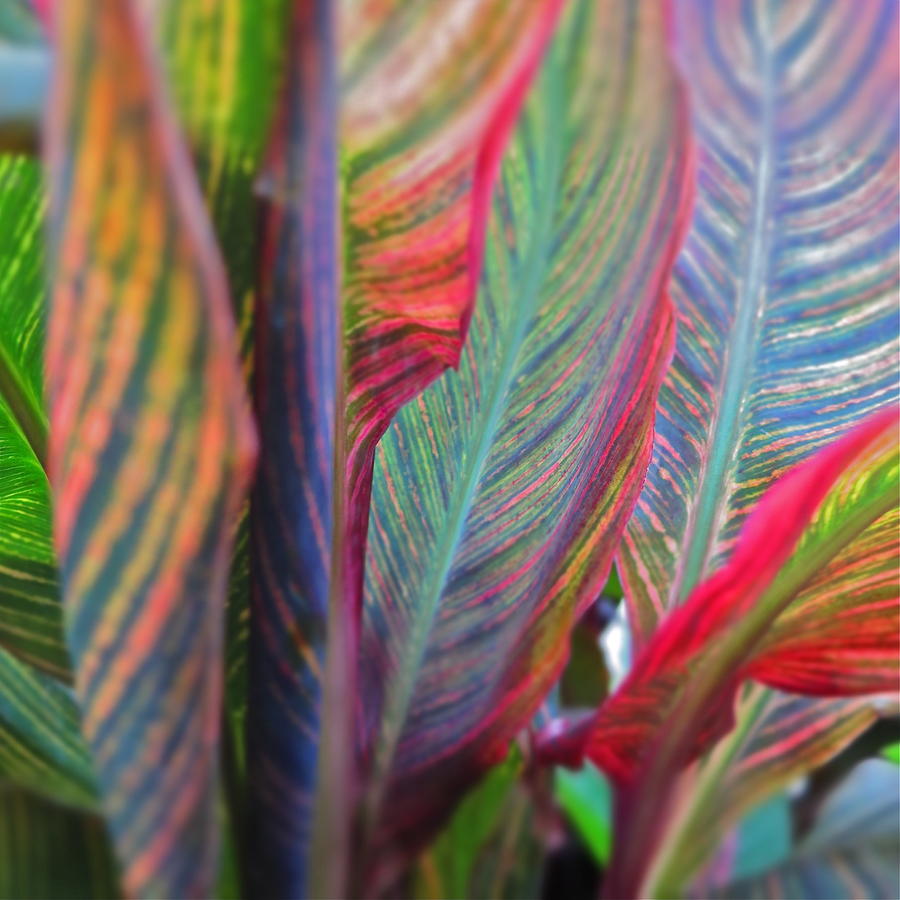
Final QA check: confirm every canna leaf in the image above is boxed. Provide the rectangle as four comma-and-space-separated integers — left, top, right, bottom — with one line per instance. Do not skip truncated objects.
0, 646, 95, 810
709, 760, 900, 899
618, 0, 900, 646
44, 1, 256, 896
658, 635, 900, 889
0, 786, 120, 900
245, 0, 563, 895
360, 0, 691, 882
605, 3, 899, 891
245, 0, 339, 896
659, 686, 890, 891
0, 155, 68, 681
539, 410, 898, 897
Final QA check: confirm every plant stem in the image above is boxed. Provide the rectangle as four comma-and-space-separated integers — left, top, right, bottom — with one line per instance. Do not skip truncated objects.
220, 710, 249, 900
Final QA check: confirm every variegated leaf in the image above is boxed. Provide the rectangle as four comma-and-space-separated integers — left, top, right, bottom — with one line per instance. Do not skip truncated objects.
609, 4, 900, 892
360, 0, 691, 883
245, 1, 562, 896
565, 412, 898, 898
666, 687, 890, 891
619, 0, 899, 643
44, 1, 256, 896
245, 0, 338, 896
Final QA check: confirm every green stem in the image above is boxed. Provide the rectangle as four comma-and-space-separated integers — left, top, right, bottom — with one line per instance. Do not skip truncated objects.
220, 710, 248, 900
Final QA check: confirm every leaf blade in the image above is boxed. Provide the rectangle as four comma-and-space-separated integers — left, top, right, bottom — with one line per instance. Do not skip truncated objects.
44, 1, 256, 895
360, 0, 692, 878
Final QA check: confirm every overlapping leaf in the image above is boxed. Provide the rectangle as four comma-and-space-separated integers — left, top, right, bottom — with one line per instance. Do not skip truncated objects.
618, 0, 899, 643
711, 760, 900, 899
0, 646, 95, 810
605, 3, 899, 891
360, 0, 692, 881
538, 412, 898, 897
667, 687, 890, 891
244, 1, 563, 896
44, 1, 256, 896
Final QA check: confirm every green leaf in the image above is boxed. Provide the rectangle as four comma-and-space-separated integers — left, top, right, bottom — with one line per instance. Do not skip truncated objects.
0, 646, 96, 810
0, 787, 120, 900
882, 741, 900, 765
414, 749, 543, 900
0, 155, 68, 682
555, 763, 612, 866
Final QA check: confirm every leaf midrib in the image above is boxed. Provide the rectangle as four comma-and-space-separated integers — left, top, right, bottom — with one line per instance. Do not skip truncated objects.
674, 6, 777, 602
363, 51, 567, 832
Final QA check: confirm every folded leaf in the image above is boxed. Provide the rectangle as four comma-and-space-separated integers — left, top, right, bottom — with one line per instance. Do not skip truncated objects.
550, 411, 897, 897
710, 760, 900, 899
0, 646, 96, 809
44, 1, 256, 896
360, 0, 692, 881
245, 1, 338, 896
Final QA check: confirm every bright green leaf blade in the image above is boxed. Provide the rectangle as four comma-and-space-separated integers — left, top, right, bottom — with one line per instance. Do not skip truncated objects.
882, 741, 900, 765
0, 647, 95, 810
713, 761, 900, 899
555, 763, 612, 866
0, 787, 120, 900
0, 155, 68, 682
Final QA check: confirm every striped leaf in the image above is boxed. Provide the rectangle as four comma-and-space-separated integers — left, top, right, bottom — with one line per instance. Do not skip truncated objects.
618, 0, 900, 646
341, 0, 566, 594
711, 760, 900, 899
0, 647, 95, 810
541, 412, 898, 897
245, 1, 338, 897
0, 156, 68, 681
604, 4, 899, 893
0, 787, 120, 900
360, 0, 691, 883
665, 687, 889, 892
44, 1, 256, 896
245, 1, 562, 896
